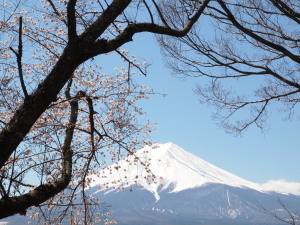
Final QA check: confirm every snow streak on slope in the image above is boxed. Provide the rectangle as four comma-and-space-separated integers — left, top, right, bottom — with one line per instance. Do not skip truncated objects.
89, 142, 262, 200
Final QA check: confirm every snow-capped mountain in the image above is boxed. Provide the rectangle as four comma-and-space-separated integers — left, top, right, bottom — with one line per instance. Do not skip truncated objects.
87, 143, 300, 225
89, 142, 261, 199
2, 143, 299, 225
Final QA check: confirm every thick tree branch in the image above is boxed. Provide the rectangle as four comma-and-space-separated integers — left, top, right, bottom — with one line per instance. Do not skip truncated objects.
0, 43, 81, 169
79, 0, 132, 44
67, 0, 78, 40
0, 92, 79, 218
81, 0, 211, 61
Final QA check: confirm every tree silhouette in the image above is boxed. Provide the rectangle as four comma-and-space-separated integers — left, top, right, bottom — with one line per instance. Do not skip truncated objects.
0, 0, 210, 222
160, 0, 299, 134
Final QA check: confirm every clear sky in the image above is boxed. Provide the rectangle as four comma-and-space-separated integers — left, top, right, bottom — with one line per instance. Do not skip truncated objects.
116, 33, 300, 185
10, 0, 298, 193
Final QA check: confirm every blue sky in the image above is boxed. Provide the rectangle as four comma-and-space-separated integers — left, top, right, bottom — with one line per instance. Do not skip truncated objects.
118, 33, 300, 185
8, 0, 298, 190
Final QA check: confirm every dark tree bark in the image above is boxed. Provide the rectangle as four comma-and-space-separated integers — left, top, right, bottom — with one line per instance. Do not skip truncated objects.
0, 0, 211, 219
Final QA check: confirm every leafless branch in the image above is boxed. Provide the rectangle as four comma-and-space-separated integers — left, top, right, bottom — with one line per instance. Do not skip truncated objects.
9, 17, 28, 99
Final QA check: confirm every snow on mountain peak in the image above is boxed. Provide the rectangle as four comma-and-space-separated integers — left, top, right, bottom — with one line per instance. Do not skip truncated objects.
89, 142, 262, 199
136, 142, 261, 191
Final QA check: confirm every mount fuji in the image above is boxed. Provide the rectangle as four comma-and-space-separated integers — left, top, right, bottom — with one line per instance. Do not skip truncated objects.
2, 143, 299, 225
87, 143, 300, 225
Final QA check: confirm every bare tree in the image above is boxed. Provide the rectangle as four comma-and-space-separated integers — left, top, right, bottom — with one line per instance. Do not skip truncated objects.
258, 199, 300, 225
0, 0, 211, 222
159, 0, 300, 134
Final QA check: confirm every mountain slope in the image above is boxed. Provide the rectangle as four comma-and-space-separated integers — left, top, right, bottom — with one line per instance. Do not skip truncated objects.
90, 183, 300, 225
87, 143, 300, 225
2, 143, 299, 225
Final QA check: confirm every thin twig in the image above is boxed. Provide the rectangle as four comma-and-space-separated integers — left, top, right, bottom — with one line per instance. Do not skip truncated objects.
10, 17, 28, 99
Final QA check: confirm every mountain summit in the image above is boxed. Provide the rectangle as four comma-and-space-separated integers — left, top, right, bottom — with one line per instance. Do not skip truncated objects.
139, 142, 261, 191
